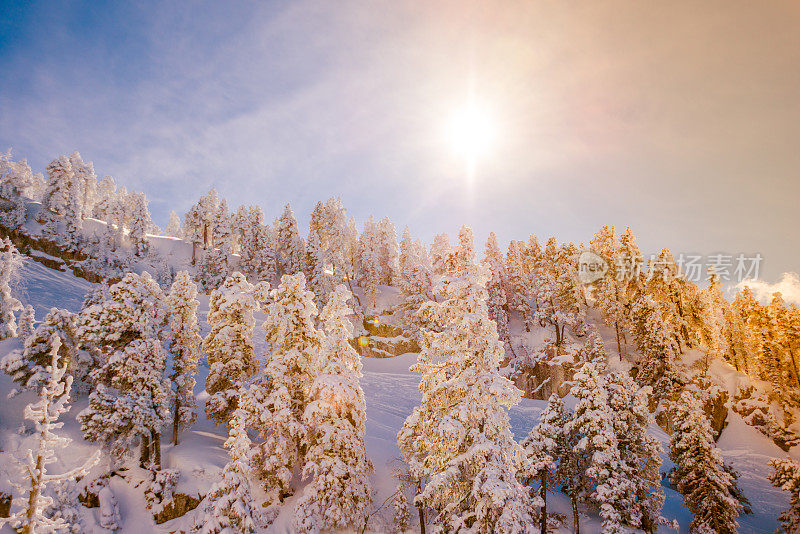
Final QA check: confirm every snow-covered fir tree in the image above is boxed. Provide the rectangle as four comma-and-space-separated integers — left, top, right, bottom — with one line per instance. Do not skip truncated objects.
429, 232, 452, 275
605, 371, 665, 531
196, 246, 229, 293
168, 271, 201, 445
128, 191, 157, 256
193, 407, 260, 534
17, 304, 35, 340
77, 272, 170, 466
184, 188, 220, 254
1, 308, 85, 393
93, 175, 117, 222
236, 205, 276, 282
521, 393, 569, 534
358, 216, 382, 309
294, 285, 372, 532
164, 210, 183, 238
631, 295, 683, 406
566, 362, 628, 534
274, 203, 306, 277
0, 237, 23, 339
68, 151, 97, 220
769, 457, 800, 534
482, 232, 511, 354
2, 339, 100, 534
588, 225, 629, 359
203, 272, 259, 426
378, 216, 399, 285
252, 272, 321, 505
397, 235, 533, 533
0, 151, 45, 202
395, 227, 433, 341
669, 388, 741, 534
534, 237, 585, 346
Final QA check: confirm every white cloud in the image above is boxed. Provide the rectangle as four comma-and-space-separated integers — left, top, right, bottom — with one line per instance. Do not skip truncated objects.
737, 272, 800, 306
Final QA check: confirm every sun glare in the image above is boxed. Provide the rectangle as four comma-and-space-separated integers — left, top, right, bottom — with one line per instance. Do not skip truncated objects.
447, 100, 495, 182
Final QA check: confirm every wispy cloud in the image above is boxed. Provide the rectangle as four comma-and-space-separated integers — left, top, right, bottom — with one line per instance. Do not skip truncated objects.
737, 272, 800, 306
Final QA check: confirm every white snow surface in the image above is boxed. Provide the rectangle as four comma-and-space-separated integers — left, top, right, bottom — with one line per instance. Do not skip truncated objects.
0, 253, 794, 533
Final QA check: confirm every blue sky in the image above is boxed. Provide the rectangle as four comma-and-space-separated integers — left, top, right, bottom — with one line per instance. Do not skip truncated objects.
1, 1, 798, 283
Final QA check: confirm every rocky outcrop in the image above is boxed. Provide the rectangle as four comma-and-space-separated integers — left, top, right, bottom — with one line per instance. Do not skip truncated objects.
353, 314, 420, 358
153, 493, 203, 524
0, 492, 11, 518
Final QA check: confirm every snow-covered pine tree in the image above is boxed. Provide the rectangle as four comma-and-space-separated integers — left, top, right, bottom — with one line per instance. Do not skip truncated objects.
1, 308, 85, 393
769, 457, 800, 534
168, 271, 202, 445
0, 237, 23, 339
397, 236, 533, 533
236, 206, 274, 282
196, 246, 229, 293
521, 393, 569, 534
184, 188, 220, 261
395, 227, 433, 342
294, 285, 372, 532
77, 272, 170, 465
274, 203, 305, 277
193, 407, 260, 534
631, 295, 682, 394
214, 198, 235, 255
252, 272, 322, 504
669, 389, 741, 534
128, 191, 157, 256
17, 304, 35, 340
358, 216, 382, 309
482, 232, 511, 354
589, 225, 630, 359
378, 216, 399, 285
164, 210, 183, 238
605, 372, 665, 531
0, 151, 45, 202
2, 339, 100, 534
505, 239, 534, 331
534, 237, 585, 346
203, 272, 259, 426
68, 151, 97, 220
93, 175, 117, 222
429, 232, 452, 275
566, 362, 628, 534
306, 197, 350, 306
40, 155, 81, 237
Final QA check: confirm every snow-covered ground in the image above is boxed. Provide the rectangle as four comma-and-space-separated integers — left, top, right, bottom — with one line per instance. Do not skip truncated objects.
0, 254, 795, 533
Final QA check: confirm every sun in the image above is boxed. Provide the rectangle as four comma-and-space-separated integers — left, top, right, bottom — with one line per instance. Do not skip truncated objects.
447, 99, 495, 181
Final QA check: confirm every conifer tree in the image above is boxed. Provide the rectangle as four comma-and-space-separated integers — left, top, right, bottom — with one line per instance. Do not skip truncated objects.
68, 151, 97, 220
378, 216, 399, 285
128, 191, 157, 256
203, 272, 259, 426
395, 228, 433, 340
168, 271, 202, 445
669, 389, 741, 534
164, 210, 183, 238
185, 188, 220, 253
41, 155, 78, 228
194, 407, 260, 534
534, 238, 585, 346
2, 340, 100, 534
93, 175, 117, 221
77, 272, 170, 465
1, 308, 85, 392
429, 233, 452, 275
358, 216, 382, 308
769, 457, 800, 534
0, 237, 23, 339
521, 393, 569, 534
295, 286, 372, 532
566, 363, 628, 534
274, 203, 305, 276
483, 232, 511, 353
252, 272, 322, 504
398, 237, 533, 533
17, 304, 35, 340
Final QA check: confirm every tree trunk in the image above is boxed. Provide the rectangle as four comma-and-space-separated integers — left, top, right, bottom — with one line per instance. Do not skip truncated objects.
418, 506, 425, 534
571, 495, 580, 534
540, 471, 548, 534
788, 348, 800, 390
191, 242, 197, 265
140, 432, 150, 467
172, 397, 181, 446
22, 456, 43, 534
151, 430, 162, 469
615, 321, 624, 360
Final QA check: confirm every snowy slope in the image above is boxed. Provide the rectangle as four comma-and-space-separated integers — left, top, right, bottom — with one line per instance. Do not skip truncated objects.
0, 257, 794, 533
